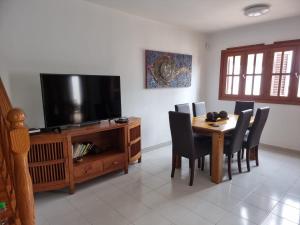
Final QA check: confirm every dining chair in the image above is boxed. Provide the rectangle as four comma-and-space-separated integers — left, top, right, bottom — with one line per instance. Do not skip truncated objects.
175, 103, 211, 170
224, 109, 252, 180
169, 111, 211, 186
234, 101, 254, 116
175, 103, 190, 114
192, 102, 206, 117
243, 107, 270, 171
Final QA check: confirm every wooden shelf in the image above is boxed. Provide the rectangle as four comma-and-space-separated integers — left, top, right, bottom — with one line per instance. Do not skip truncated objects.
73, 150, 122, 167
28, 117, 141, 194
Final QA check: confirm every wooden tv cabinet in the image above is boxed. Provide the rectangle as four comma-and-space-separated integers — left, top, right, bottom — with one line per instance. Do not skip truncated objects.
28, 117, 141, 194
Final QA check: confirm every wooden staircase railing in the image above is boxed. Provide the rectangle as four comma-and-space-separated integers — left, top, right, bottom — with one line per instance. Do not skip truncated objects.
0, 78, 35, 225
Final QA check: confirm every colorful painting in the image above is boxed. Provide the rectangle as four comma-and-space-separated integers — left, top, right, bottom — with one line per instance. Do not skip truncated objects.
145, 50, 192, 88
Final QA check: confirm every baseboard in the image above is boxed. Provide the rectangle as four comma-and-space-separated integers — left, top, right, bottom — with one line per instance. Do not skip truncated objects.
142, 141, 171, 152
260, 143, 300, 155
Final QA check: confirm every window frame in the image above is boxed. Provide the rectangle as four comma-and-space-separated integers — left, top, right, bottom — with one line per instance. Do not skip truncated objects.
219, 39, 300, 105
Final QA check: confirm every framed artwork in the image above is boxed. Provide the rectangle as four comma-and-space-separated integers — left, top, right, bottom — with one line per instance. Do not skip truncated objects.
145, 50, 192, 88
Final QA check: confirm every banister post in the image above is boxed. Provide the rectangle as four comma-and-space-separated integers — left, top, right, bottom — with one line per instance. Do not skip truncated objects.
7, 108, 35, 225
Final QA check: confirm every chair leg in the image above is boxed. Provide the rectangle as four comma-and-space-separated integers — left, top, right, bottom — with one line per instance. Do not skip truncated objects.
189, 158, 195, 186
246, 148, 250, 172
237, 151, 242, 173
201, 156, 205, 171
255, 146, 259, 166
227, 154, 232, 180
198, 157, 201, 168
241, 148, 244, 159
171, 152, 176, 178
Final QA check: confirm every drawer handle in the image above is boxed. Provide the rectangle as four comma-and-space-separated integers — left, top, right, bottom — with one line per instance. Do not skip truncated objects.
112, 161, 119, 165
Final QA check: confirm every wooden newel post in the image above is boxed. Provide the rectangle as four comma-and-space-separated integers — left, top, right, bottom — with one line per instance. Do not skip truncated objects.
7, 108, 35, 225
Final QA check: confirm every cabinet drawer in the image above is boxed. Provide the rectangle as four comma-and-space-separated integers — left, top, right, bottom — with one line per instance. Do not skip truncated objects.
103, 155, 124, 172
74, 161, 103, 179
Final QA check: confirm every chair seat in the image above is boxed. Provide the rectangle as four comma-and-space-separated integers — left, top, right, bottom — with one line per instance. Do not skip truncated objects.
224, 128, 251, 154
224, 129, 250, 155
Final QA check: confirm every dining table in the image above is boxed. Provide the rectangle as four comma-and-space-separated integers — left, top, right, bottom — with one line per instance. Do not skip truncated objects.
176, 114, 254, 184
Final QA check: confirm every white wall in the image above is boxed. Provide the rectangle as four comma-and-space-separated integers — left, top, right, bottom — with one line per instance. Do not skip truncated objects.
205, 16, 300, 151
0, 72, 10, 97
0, 0, 206, 149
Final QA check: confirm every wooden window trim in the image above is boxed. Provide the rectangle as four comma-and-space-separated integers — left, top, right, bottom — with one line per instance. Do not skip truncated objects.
219, 39, 300, 106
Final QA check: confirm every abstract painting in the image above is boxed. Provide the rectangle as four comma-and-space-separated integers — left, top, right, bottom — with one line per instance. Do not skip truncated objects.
145, 50, 192, 88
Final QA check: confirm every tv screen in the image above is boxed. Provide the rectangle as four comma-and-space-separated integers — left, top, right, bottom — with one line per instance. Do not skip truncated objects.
40, 74, 121, 128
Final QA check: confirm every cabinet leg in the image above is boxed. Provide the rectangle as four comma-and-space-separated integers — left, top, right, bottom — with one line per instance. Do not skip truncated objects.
138, 157, 142, 163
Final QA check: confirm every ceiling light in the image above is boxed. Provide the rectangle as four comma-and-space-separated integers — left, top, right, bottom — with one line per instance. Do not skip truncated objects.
244, 4, 270, 17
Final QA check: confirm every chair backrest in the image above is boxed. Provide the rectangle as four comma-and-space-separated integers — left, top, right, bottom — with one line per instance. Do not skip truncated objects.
246, 107, 270, 149
175, 103, 190, 114
192, 102, 206, 117
229, 109, 253, 154
234, 101, 254, 116
168, 111, 194, 158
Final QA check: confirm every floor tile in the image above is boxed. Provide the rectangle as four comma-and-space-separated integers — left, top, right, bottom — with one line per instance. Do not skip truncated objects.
262, 214, 298, 225
230, 202, 270, 224
133, 211, 172, 225
217, 212, 256, 225
108, 194, 151, 222
244, 192, 278, 212
34, 145, 300, 225
190, 200, 227, 224
271, 203, 300, 224
157, 203, 213, 225
79, 200, 131, 225
134, 190, 170, 209
281, 193, 300, 209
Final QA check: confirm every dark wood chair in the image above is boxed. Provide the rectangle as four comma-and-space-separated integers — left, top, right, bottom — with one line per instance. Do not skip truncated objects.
175, 103, 210, 170
169, 111, 211, 186
243, 107, 270, 171
224, 109, 252, 180
234, 101, 254, 116
175, 103, 190, 114
192, 102, 206, 117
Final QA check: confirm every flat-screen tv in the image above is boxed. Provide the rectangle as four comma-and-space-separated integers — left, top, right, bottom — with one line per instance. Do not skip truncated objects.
40, 74, 121, 128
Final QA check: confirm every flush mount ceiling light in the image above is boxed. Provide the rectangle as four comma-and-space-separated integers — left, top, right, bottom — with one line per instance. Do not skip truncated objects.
244, 4, 271, 17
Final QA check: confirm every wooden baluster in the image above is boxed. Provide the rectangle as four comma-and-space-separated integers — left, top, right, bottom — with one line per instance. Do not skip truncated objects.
7, 108, 35, 225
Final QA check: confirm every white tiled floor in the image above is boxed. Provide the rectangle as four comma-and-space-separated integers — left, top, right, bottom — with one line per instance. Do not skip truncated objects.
35, 145, 300, 225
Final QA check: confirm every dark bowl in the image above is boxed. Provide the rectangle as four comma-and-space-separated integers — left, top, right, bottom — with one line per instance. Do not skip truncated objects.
212, 112, 219, 119
219, 110, 228, 119
206, 112, 214, 121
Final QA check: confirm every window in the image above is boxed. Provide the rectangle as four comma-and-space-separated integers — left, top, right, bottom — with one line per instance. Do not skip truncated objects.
245, 53, 263, 96
219, 39, 300, 105
225, 55, 241, 95
270, 50, 293, 97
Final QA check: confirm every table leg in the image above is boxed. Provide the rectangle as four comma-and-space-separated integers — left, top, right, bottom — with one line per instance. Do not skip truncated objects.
211, 133, 224, 184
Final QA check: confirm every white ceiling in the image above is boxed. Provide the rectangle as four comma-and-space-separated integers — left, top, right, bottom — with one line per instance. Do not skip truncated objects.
85, 0, 300, 33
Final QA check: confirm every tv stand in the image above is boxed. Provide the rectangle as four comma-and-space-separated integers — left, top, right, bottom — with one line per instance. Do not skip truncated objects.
29, 117, 141, 193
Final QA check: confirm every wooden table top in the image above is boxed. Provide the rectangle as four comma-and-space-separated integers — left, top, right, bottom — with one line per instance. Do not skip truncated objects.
192, 114, 254, 134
